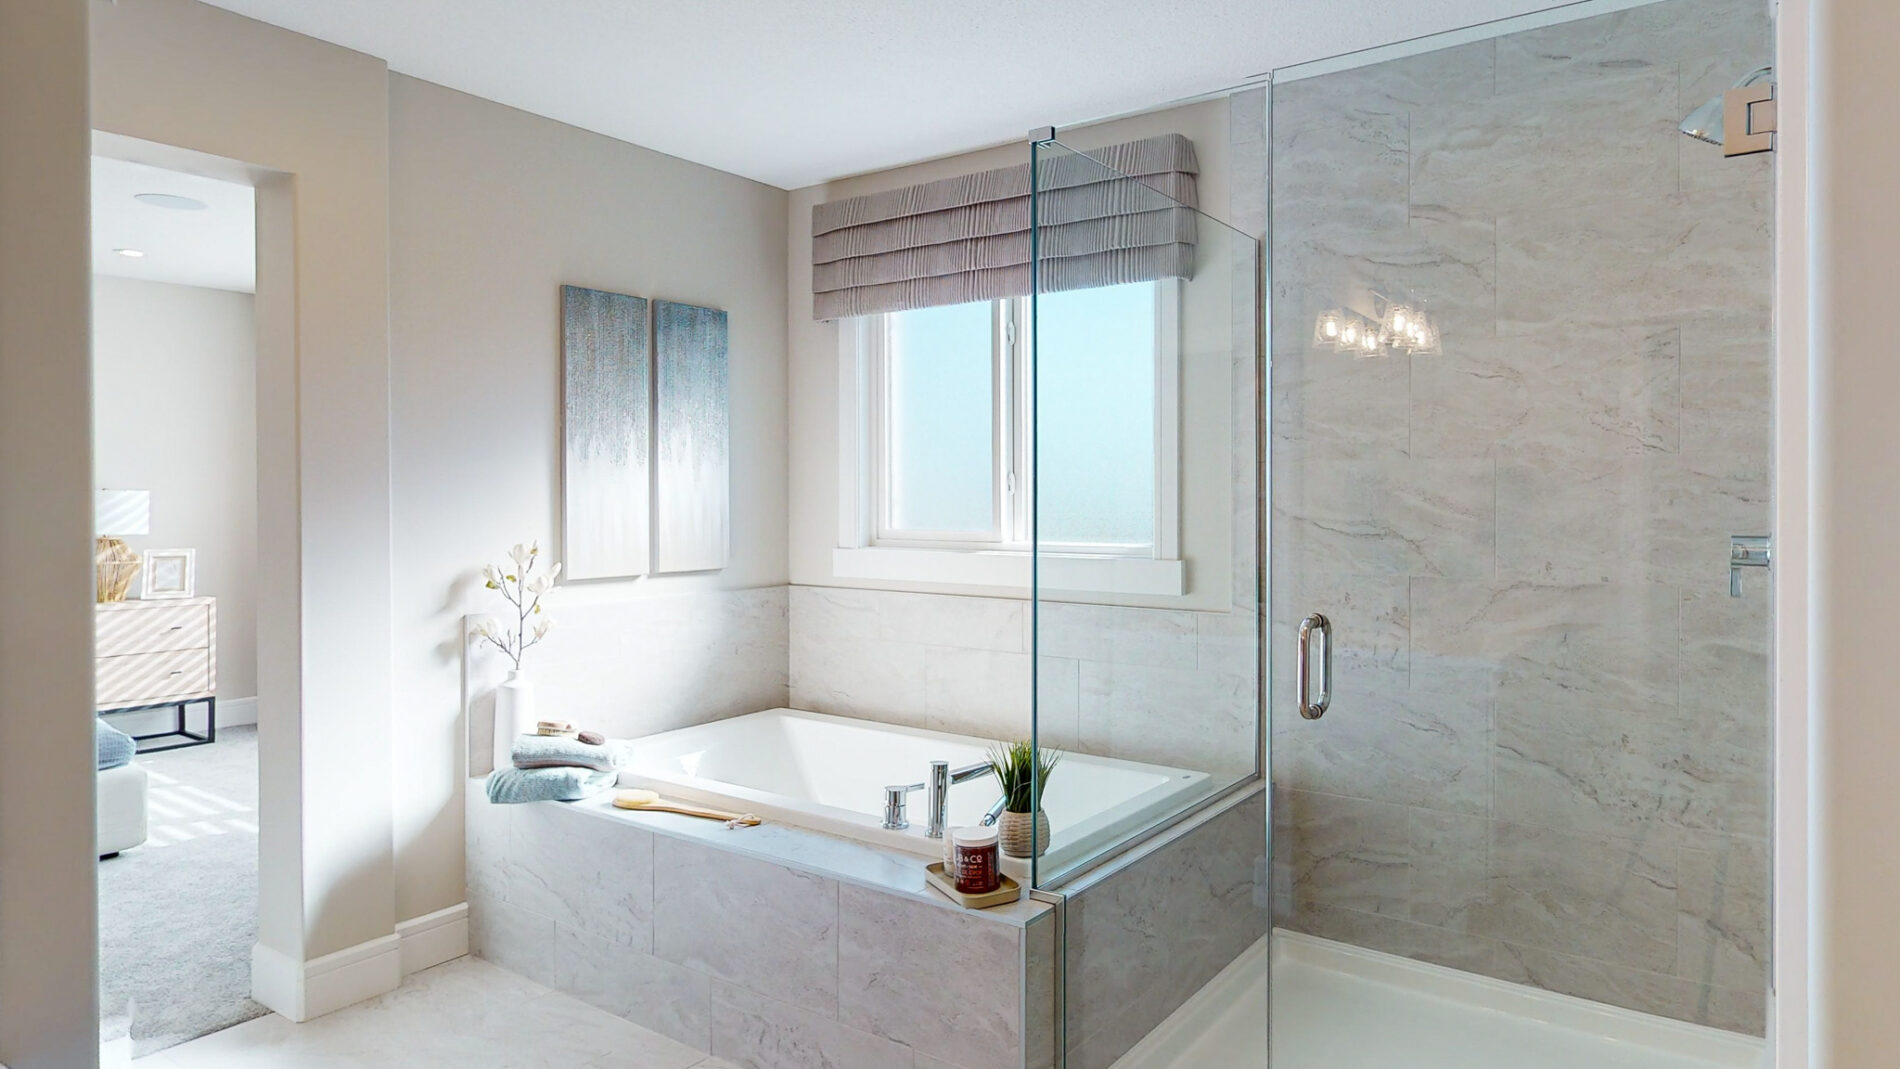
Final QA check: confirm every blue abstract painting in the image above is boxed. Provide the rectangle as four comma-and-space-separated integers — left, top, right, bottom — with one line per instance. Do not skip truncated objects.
652, 300, 730, 573
562, 285, 651, 580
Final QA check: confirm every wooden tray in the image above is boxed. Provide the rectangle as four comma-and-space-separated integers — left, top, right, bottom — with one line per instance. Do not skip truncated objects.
924, 862, 1022, 909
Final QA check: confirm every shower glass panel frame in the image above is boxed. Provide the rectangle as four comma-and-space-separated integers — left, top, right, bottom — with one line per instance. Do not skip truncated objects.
1025, 134, 1265, 892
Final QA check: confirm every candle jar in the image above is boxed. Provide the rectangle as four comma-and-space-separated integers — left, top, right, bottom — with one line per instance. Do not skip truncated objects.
952, 827, 1000, 894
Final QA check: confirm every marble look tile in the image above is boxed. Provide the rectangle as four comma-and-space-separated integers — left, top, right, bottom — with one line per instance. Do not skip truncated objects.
923, 646, 1031, 740
1273, 459, 1495, 578
554, 925, 712, 1049
1497, 190, 1771, 336
1411, 580, 1681, 714
877, 590, 1028, 652
652, 837, 840, 1015
837, 885, 1021, 1069
1270, 106, 1410, 238
1410, 328, 1680, 460
1077, 660, 1258, 776
1495, 455, 1768, 588
1195, 609, 1262, 681
1272, 217, 1497, 358
1679, 317, 1772, 473
1023, 912, 1058, 1069
1268, 349, 1410, 460
1066, 794, 1270, 1069
709, 983, 913, 1069
1272, 38, 1497, 128
789, 631, 929, 722
469, 898, 560, 991
507, 801, 655, 949
1412, 70, 1680, 220
465, 787, 513, 906
1272, 664, 1491, 815
1489, 941, 1764, 1036
1268, 572, 1409, 682
1474, 821, 1679, 974
1676, 588, 1770, 834
1677, 834, 1769, 993
1275, 788, 1487, 931
528, 587, 789, 745
1035, 601, 1200, 669
1493, 0, 1763, 96
1280, 903, 1501, 975
1679, 125, 1773, 193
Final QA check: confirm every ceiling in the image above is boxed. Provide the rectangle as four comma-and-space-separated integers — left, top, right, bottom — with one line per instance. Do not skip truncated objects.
92, 156, 256, 293
197, 0, 1586, 189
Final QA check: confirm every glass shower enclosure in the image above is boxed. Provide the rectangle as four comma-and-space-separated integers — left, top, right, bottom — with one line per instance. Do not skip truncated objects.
1019, 0, 1773, 1063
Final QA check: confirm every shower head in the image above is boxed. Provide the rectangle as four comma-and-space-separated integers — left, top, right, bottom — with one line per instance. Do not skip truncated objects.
1681, 66, 1774, 145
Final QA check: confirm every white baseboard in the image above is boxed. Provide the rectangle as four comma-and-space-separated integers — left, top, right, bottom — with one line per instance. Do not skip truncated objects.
249, 904, 468, 1023
217, 696, 258, 727
396, 902, 469, 976
252, 934, 401, 1023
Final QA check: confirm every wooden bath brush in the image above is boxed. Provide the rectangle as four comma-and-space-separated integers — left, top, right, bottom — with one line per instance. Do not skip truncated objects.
612, 789, 762, 828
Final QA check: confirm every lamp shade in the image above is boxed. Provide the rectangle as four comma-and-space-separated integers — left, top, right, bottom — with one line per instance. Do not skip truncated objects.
96, 489, 151, 537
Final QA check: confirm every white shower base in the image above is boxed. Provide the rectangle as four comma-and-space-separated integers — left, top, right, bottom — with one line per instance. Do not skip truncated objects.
1115, 930, 1766, 1069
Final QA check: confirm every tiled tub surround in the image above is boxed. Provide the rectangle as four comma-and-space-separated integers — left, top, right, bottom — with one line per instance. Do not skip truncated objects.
466, 787, 1058, 1069
1267, 0, 1771, 1035
466, 586, 789, 774
620, 708, 1212, 876
468, 781, 1269, 1069
789, 585, 1260, 780
1062, 790, 1271, 1069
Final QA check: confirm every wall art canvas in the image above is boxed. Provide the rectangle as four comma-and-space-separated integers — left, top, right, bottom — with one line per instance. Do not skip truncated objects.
562, 285, 651, 580
652, 300, 730, 573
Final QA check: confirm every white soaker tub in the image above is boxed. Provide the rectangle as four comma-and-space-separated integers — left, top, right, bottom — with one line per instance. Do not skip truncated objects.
618, 708, 1213, 876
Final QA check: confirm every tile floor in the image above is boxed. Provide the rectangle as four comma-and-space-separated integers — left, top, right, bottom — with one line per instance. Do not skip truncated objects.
136, 957, 740, 1069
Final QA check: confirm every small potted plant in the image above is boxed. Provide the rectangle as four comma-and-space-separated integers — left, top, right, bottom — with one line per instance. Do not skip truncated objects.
988, 739, 1061, 859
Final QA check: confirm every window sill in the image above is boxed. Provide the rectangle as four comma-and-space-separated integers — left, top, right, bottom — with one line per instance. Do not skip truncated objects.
831, 546, 1185, 597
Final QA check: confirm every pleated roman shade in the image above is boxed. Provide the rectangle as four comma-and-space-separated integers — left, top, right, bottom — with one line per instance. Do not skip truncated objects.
811, 134, 1199, 320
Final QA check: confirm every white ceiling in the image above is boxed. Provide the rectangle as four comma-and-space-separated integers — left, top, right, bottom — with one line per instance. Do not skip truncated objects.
197, 0, 1584, 189
92, 156, 256, 293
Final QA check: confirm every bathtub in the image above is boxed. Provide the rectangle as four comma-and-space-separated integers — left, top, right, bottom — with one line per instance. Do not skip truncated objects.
617, 708, 1213, 876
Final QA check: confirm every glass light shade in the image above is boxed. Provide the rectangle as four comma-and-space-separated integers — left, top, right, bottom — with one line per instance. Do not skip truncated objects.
1313, 310, 1346, 349
1382, 304, 1417, 342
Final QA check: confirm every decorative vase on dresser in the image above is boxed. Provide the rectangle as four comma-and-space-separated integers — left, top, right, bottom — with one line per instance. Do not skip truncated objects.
96, 596, 217, 752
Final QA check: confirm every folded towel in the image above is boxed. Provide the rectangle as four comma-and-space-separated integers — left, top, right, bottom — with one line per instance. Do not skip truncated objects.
486, 766, 617, 804
97, 719, 136, 771
511, 733, 632, 772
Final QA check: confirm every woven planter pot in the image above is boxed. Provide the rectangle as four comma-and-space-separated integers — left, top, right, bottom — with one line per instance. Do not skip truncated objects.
997, 809, 1051, 859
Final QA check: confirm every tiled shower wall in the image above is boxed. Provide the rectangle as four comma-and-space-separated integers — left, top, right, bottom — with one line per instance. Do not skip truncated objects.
1268, 0, 1771, 1034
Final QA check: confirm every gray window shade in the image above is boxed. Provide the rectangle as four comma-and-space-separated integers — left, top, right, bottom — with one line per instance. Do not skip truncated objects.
811, 134, 1198, 320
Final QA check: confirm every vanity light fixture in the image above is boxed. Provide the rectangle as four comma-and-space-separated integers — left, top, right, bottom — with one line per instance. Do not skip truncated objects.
1313, 291, 1440, 357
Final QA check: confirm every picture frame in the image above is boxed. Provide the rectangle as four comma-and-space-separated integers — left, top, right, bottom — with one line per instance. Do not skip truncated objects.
140, 548, 196, 599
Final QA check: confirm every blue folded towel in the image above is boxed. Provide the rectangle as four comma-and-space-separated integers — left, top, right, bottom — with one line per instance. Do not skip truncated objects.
511, 733, 632, 772
97, 719, 136, 771
485, 766, 617, 804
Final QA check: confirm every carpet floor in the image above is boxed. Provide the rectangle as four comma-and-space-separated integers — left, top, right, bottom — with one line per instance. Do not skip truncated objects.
99, 725, 267, 1058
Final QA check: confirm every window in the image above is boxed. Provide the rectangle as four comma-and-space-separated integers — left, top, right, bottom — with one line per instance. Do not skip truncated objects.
839, 282, 1182, 593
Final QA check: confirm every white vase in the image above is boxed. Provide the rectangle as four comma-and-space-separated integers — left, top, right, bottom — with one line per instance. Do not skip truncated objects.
492, 668, 536, 772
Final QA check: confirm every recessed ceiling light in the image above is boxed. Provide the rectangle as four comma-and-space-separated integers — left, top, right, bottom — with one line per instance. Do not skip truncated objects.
114, 248, 145, 258
133, 192, 207, 211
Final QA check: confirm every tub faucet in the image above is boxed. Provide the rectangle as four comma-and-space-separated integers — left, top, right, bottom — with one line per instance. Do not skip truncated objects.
880, 759, 994, 837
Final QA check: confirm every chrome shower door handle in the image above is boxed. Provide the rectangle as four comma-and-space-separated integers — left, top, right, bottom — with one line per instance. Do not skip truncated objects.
1297, 613, 1332, 720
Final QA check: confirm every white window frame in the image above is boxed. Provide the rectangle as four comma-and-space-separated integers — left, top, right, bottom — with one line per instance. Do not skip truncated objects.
835, 283, 1184, 596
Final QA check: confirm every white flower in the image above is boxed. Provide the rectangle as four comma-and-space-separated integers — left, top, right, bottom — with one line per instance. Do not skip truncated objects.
471, 615, 501, 640
509, 543, 531, 568
527, 574, 554, 596
547, 562, 563, 581
532, 616, 554, 640
482, 563, 501, 585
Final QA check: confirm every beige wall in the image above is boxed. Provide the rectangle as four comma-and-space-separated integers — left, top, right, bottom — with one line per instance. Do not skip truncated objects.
91, 0, 396, 984
92, 276, 259, 708
0, 0, 98, 1064
387, 74, 790, 921
786, 100, 1239, 610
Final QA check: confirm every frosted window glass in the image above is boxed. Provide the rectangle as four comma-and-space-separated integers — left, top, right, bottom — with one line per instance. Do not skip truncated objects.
887, 301, 994, 533
1035, 283, 1157, 546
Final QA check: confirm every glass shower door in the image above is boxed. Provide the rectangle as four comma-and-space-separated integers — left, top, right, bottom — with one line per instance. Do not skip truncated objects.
1269, 0, 1774, 1057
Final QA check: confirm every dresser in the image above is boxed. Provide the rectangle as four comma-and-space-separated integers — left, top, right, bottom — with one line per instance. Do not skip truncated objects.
96, 596, 217, 752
